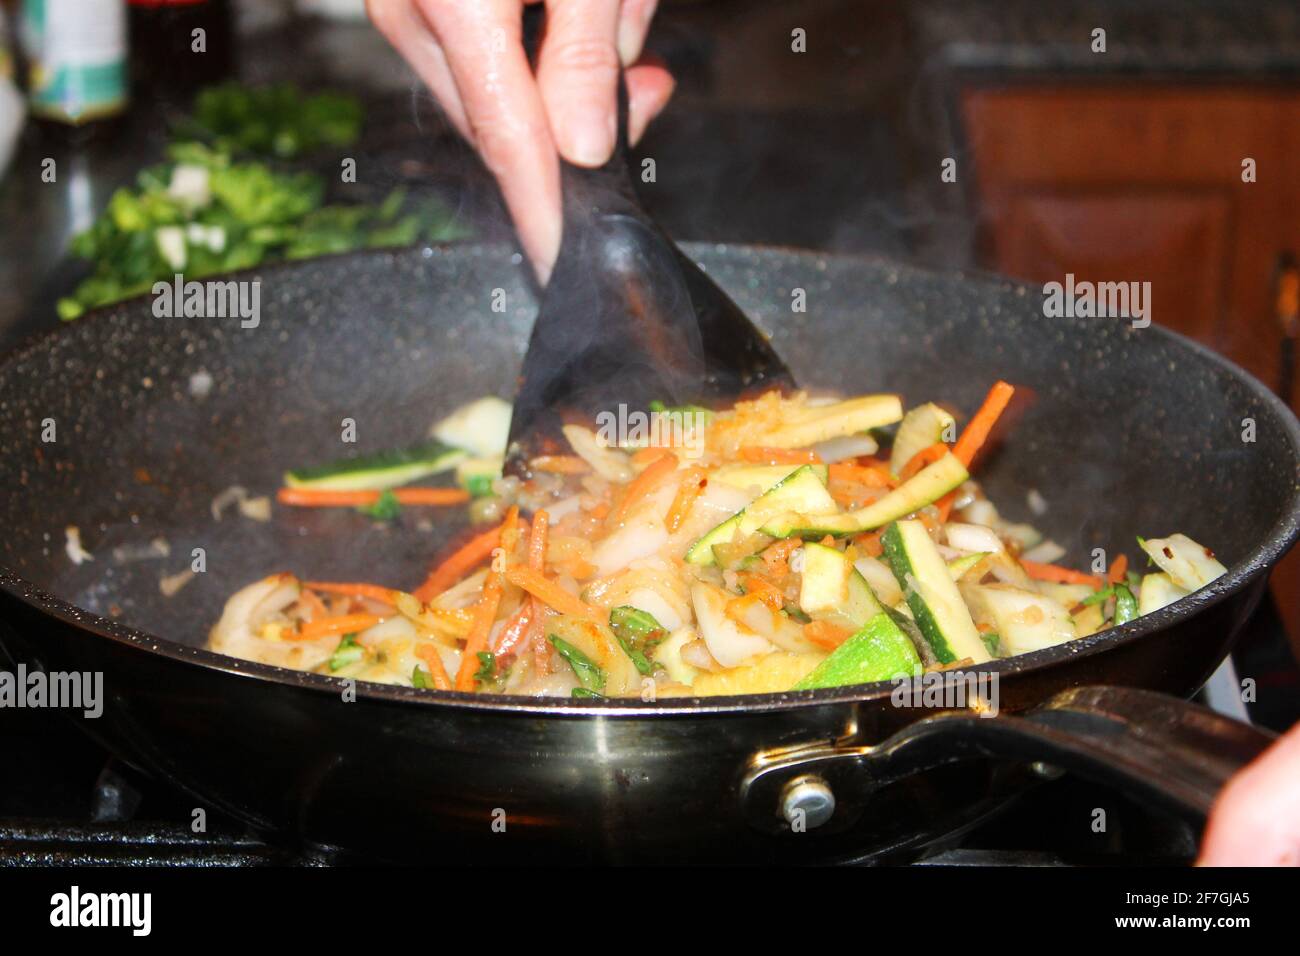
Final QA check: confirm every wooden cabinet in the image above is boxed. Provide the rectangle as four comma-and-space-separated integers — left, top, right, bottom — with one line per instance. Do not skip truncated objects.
963, 87, 1298, 390
963, 86, 1300, 649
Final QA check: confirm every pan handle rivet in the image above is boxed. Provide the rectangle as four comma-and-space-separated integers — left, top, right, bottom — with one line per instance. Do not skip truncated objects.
780, 775, 836, 830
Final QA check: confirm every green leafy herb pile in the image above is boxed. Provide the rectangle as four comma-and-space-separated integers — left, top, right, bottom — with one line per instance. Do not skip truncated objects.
183, 84, 364, 159
58, 86, 470, 320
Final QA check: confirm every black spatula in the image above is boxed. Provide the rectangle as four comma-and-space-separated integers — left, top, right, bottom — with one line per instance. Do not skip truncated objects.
503, 71, 795, 477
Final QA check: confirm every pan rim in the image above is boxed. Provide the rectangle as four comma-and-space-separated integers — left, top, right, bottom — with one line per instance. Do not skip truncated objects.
1, 242, 1297, 717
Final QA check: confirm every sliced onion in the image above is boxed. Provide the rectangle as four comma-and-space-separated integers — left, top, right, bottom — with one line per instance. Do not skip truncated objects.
691, 582, 774, 667
961, 498, 999, 528
626, 586, 684, 632
159, 568, 195, 597
237, 496, 271, 522
249, 575, 301, 627
811, 433, 879, 463
945, 522, 1004, 555
64, 526, 93, 565
1021, 539, 1066, 564
592, 516, 668, 578
210, 485, 249, 521
545, 494, 582, 521
680, 638, 723, 672
562, 425, 634, 482
855, 555, 903, 605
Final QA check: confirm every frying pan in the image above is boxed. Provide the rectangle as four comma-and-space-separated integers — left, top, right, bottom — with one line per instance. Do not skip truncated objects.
0, 242, 1297, 864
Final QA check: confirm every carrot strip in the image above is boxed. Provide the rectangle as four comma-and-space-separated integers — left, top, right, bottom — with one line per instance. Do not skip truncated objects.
528, 511, 549, 572
855, 530, 884, 557
531, 609, 552, 676
737, 572, 786, 612
492, 600, 535, 660
498, 505, 523, 556
414, 644, 452, 691
277, 487, 469, 507
804, 620, 851, 650
504, 567, 603, 620
454, 574, 504, 691
828, 461, 894, 488
952, 380, 1016, 468
738, 446, 821, 465
413, 522, 505, 602
608, 452, 678, 525
899, 441, 949, 480
292, 613, 382, 641
303, 582, 397, 606
392, 488, 472, 505
530, 455, 590, 475
1021, 559, 1103, 588
935, 491, 956, 524
1107, 553, 1129, 585
298, 588, 329, 621
665, 466, 708, 533
760, 538, 801, 576
632, 446, 674, 466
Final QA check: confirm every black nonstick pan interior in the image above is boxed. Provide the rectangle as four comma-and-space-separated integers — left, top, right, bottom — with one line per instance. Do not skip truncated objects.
0, 242, 1296, 695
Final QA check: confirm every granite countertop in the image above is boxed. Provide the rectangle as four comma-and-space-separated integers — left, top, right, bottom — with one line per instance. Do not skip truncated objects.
910, 0, 1300, 78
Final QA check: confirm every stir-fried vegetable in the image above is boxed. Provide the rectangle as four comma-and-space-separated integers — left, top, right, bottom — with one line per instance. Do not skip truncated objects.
208, 387, 1229, 697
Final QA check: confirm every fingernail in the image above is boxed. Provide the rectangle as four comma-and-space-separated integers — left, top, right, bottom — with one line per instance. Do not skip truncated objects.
563, 110, 616, 167
617, 20, 641, 66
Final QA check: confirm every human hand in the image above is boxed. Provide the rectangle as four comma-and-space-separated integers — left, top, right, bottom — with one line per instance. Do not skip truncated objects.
367, 0, 675, 282
1198, 720, 1300, 865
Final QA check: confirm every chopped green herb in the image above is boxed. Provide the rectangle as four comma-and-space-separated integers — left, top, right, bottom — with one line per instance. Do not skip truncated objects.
357, 489, 401, 521
411, 665, 436, 689
1080, 584, 1115, 607
1113, 583, 1139, 625
473, 651, 496, 686
609, 606, 665, 646
571, 688, 605, 699
328, 633, 364, 671
548, 634, 606, 693
58, 84, 473, 320
463, 474, 494, 498
184, 83, 363, 159
980, 632, 1001, 655
608, 606, 667, 675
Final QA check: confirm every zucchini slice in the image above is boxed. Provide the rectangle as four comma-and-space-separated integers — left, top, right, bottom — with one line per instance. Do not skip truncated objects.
432, 396, 512, 459
881, 519, 990, 665
793, 612, 922, 689
946, 552, 988, 581
685, 464, 836, 566
710, 462, 828, 493
762, 452, 968, 539
799, 542, 883, 631
761, 394, 903, 449
284, 440, 466, 492
889, 402, 956, 476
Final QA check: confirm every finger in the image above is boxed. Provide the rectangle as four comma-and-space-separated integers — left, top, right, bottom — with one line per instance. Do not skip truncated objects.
537, 0, 622, 167
625, 59, 674, 146
617, 0, 658, 66
1198, 722, 1300, 866
366, 0, 470, 137
418, 0, 561, 279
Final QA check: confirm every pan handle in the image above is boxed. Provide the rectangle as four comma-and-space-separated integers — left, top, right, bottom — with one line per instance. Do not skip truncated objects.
739, 685, 1276, 834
